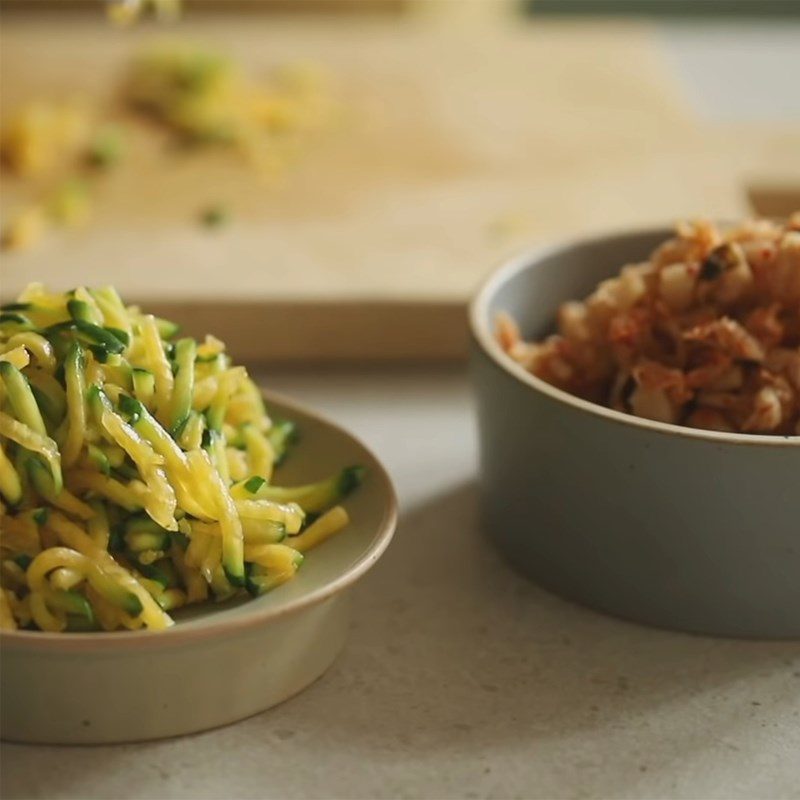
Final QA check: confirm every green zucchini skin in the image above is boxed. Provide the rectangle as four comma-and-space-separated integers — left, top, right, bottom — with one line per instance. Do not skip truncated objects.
0, 361, 47, 436
0, 312, 35, 330
170, 338, 196, 434
63, 341, 85, 401
28, 374, 67, 428
243, 475, 266, 494
13, 554, 33, 570
67, 299, 97, 324
337, 465, 366, 497
138, 559, 179, 589
25, 457, 61, 503
132, 368, 155, 403
239, 465, 365, 513
205, 402, 225, 434
223, 566, 247, 589
86, 570, 143, 617
32, 507, 50, 526
171, 531, 190, 551
154, 317, 180, 340
0, 451, 24, 505
86, 384, 107, 420
118, 394, 147, 426
108, 525, 126, 553
124, 516, 171, 553
1, 362, 63, 492
105, 327, 131, 347
242, 520, 286, 544
44, 320, 127, 357
244, 552, 303, 596
86, 444, 111, 476
47, 589, 96, 626
74, 321, 127, 354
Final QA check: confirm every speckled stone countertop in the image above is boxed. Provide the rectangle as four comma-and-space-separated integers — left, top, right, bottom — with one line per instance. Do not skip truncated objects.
3, 20, 800, 797
2, 368, 799, 800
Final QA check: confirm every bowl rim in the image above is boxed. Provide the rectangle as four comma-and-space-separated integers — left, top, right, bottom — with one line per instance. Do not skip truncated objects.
1, 389, 399, 652
469, 223, 799, 448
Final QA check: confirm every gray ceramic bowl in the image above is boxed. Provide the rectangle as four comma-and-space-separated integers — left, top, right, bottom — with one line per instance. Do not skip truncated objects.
469, 227, 800, 639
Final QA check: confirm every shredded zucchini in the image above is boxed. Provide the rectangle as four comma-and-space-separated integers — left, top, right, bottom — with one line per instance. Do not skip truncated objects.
0, 284, 363, 632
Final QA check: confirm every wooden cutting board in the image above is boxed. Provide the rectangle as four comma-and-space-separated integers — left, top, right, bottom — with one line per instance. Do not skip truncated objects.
2, 12, 798, 361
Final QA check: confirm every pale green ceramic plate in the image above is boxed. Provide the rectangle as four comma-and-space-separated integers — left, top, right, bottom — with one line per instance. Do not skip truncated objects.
0, 391, 398, 744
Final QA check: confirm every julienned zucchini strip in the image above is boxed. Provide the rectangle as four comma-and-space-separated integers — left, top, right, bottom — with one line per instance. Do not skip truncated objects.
0, 284, 363, 633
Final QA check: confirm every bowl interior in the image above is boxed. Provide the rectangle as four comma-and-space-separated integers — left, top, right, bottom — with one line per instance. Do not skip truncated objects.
3, 391, 397, 645
470, 225, 800, 448
477, 228, 670, 341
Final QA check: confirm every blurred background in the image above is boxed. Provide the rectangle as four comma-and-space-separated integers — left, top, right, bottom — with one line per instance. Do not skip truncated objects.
2, 0, 799, 362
